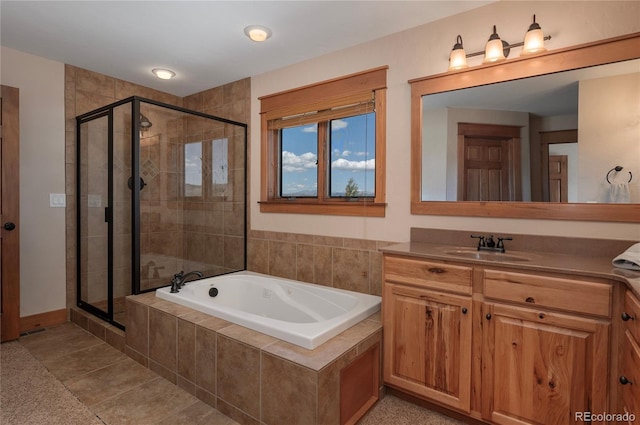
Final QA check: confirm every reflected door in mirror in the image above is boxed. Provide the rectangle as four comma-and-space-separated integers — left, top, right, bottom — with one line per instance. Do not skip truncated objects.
548, 155, 568, 203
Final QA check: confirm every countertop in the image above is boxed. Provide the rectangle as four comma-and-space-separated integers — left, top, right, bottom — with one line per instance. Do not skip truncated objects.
380, 241, 640, 298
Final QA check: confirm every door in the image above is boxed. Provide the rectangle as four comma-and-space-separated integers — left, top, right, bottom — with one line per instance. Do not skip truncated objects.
548, 155, 568, 203
482, 302, 610, 425
1, 85, 20, 342
383, 282, 472, 412
457, 123, 522, 201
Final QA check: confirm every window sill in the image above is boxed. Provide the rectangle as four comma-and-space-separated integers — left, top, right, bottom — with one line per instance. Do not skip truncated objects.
259, 200, 386, 217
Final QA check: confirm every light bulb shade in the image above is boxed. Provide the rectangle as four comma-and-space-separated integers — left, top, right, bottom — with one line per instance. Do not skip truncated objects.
244, 25, 272, 42
448, 35, 468, 71
521, 15, 547, 55
152, 68, 176, 80
483, 25, 506, 63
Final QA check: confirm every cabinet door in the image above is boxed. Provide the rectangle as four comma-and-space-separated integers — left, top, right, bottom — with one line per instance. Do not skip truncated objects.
383, 282, 472, 412
482, 303, 610, 425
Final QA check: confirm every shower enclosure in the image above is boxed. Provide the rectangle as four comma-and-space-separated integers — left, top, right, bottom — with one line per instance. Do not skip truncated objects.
76, 97, 247, 329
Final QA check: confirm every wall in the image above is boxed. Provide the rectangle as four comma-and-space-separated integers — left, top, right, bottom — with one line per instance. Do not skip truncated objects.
250, 1, 640, 243
0, 47, 66, 317
578, 72, 639, 203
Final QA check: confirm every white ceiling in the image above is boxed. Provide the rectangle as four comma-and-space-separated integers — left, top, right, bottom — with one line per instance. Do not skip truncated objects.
1, 1, 492, 97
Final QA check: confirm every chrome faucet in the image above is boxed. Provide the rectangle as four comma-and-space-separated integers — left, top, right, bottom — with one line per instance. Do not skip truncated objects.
471, 234, 513, 253
170, 270, 203, 293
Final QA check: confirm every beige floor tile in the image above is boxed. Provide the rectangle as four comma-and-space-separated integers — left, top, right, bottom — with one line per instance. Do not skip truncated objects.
20, 323, 103, 361
155, 400, 240, 425
42, 342, 127, 381
91, 376, 198, 424
64, 358, 158, 406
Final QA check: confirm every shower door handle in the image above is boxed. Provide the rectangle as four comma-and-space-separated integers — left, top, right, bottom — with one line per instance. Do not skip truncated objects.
3, 222, 16, 231
127, 176, 147, 191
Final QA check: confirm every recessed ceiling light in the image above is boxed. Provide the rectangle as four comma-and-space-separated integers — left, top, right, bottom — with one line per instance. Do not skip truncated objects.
152, 68, 176, 80
244, 25, 272, 42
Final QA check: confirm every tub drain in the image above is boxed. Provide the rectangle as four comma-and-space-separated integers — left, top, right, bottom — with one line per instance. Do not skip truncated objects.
209, 287, 219, 297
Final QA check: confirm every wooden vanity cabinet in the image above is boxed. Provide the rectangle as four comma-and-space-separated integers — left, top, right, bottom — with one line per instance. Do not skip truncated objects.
382, 255, 473, 412
481, 270, 612, 425
383, 255, 617, 425
619, 290, 640, 424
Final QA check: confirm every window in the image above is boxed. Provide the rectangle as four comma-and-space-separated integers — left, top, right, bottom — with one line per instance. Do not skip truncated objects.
184, 138, 229, 198
260, 67, 387, 216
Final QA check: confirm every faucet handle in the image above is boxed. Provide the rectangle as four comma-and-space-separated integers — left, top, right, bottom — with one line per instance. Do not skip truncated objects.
471, 235, 486, 248
496, 236, 513, 250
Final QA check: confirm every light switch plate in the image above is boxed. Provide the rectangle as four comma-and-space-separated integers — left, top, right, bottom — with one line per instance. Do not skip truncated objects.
49, 193, 66, 207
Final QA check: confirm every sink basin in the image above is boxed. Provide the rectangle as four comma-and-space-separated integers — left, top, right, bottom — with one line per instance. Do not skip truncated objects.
443, 249, 530, 262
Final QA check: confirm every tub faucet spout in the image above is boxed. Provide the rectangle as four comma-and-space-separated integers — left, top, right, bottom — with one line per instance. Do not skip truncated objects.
170, 270, 203, 293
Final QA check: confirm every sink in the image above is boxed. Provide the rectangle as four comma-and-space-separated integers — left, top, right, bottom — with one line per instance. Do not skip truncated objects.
443, 249, 531, 262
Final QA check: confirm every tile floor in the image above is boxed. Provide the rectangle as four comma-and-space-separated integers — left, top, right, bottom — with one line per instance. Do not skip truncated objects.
17, 322, 238, 425
7, 322, 464, 425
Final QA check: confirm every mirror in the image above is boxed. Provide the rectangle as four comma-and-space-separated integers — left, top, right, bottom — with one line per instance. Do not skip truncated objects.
410, 32, 640, 222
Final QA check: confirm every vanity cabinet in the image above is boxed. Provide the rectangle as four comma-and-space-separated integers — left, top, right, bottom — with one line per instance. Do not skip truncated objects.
383, 255, 617, 425
481, 270, 612, 425
382, 255, 473, 412
620, 290, 640, 424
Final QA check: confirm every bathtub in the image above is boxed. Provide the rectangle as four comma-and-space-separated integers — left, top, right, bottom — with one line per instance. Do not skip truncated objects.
155, 271, 381, 349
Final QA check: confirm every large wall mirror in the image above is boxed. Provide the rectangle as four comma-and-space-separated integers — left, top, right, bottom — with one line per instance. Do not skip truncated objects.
410, 33, 639, 222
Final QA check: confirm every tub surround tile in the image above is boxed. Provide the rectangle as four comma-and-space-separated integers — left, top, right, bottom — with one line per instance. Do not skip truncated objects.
125, 298, 149, 356
126, 291, 383, 425
195, 326, 217, 395
216, 335, 261, 419
216, 324, 277, 350
296, 244, 315, 283
149, 308, 178, 371
261, 313, 381, 371
261, 353, 317, 425
333, 248, 369, 293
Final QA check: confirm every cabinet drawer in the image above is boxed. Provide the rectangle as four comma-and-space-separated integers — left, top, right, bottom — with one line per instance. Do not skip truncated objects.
384, 255, 472, 295
483, 270, 612, 317
623, 291, 640, 343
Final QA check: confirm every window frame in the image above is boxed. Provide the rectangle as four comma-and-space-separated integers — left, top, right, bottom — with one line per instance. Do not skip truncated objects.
259, 66, 387, 217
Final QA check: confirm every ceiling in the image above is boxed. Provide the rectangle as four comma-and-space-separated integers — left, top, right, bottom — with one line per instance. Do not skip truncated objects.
1, 1, 492, 97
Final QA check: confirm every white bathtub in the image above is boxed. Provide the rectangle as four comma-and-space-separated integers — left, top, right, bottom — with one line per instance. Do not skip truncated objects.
155, 271, 381, 349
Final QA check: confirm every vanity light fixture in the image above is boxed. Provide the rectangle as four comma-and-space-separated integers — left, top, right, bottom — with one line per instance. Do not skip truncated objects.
521, 15, 547, 55
447, 16, 552, 72
152, 68, 176, 80
483, 25, 507, 63
244, 25, 272, 42
448, 35, 469, 71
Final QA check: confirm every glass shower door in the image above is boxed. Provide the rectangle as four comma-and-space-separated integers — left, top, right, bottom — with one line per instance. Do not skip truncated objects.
77, 111, 111, 322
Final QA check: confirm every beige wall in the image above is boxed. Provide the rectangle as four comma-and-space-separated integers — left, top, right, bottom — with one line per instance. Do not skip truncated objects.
1, 47, 67, 317
250, 1, 640, 242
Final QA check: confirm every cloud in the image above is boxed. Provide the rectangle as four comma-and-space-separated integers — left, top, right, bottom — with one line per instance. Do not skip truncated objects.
332, 119, 348, 130
282, 151, 317, 172
331, 158, 375, 171
302, 125, 317, 133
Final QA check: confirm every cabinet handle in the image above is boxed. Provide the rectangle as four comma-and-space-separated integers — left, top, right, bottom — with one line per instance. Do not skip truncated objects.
462, 308, 468, 315
621, 312, 634, 321
427, 267, 445, 274
525, 297, 535, 303
486, 313, 492, 320
619, 376, 632, 385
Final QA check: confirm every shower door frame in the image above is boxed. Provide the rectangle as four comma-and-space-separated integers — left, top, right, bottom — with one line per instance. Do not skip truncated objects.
76, 96, 248, 330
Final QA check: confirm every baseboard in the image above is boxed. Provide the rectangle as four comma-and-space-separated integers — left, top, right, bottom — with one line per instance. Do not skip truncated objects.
20, 308, 68, 333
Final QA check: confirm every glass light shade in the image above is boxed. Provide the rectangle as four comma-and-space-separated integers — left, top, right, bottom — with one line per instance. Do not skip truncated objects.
244, 25, 272, 42
483, 37, 506, 63
521, 16, 547, 55
448, 35, 468, 71
152, 68, 176, 80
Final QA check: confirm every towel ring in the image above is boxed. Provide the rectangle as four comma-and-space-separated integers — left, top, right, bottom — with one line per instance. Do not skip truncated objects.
606, 166, 633, 184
